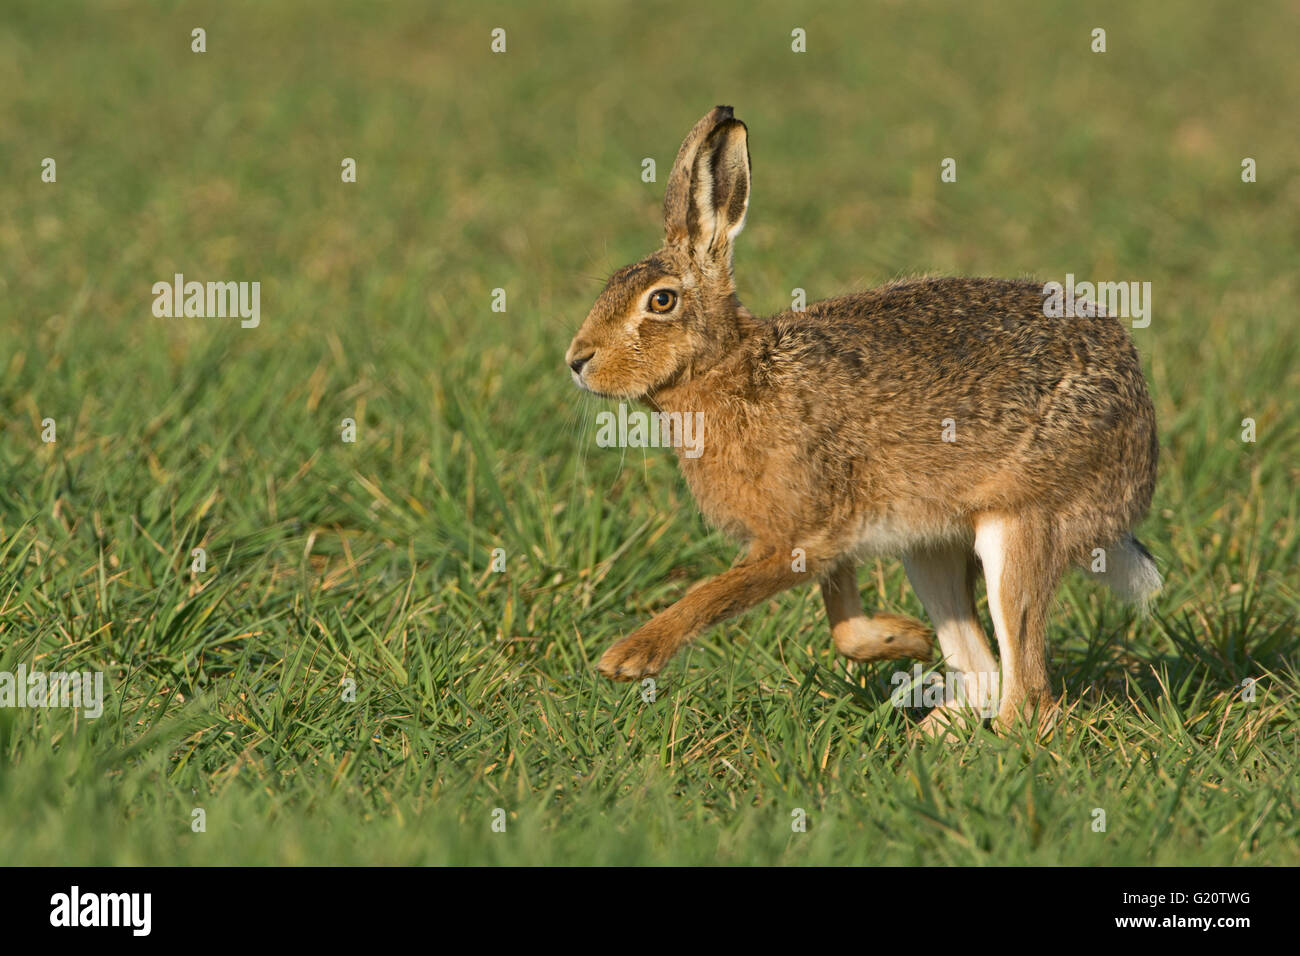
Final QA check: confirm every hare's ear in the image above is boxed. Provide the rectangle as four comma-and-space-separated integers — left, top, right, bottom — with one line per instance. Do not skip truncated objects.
663, 107, 750, 263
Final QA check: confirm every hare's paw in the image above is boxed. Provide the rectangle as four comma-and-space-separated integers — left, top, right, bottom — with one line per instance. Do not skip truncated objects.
992, 692, 1061, 740
835, 612, 933, 662
596, 631, 675, 681
913, 705, 986, 742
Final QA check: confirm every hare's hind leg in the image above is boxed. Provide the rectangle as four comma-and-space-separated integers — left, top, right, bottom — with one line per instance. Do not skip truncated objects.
820, 563, 932, 662
901, 543, 1000, 737
973, 513, 1063, 735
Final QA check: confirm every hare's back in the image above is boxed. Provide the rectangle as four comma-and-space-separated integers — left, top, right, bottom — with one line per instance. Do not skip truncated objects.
765, 277, 1148, 418
748, 276, 1157, 524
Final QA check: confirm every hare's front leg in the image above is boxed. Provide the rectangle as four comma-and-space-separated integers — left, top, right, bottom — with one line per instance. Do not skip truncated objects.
820, 563, 933, 662
596, 547, 807, 681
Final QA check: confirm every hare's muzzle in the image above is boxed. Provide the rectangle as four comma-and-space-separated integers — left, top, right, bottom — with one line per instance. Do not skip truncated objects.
565, 344, 595, 390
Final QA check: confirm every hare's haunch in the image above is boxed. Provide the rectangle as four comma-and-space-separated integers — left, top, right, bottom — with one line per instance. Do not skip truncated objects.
565, 107, 1159, 735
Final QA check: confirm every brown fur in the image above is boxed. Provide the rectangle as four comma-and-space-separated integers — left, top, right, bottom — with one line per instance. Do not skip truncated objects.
565, 107, 1159, 734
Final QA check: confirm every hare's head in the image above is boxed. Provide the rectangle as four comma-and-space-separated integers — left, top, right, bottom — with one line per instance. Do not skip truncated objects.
565, 106, 752, 399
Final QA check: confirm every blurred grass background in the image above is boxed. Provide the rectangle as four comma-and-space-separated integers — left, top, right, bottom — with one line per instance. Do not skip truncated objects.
0, 0, 1297, 864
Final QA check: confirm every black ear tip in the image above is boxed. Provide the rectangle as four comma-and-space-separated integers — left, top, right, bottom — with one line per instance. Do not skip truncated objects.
715, 105, 734, 118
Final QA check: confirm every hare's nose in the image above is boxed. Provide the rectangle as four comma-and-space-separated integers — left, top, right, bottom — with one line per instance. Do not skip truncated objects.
569, 353, 593, 375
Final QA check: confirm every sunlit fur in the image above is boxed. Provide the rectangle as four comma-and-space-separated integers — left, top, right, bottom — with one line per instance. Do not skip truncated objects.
565, 107, 1160, 736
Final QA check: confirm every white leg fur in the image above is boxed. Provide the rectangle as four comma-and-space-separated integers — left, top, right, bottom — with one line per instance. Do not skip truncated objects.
972, 516, 1019, 711
903, 544, 1000, 719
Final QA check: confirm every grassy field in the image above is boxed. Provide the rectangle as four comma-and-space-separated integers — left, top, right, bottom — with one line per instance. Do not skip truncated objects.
0, 0, 1297, 865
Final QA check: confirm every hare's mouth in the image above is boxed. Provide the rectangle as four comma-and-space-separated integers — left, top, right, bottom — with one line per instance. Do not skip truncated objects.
570, 374, 625, 400
569, 367, 606, 397
567, 357, 624, 398
569, 369, 650, 401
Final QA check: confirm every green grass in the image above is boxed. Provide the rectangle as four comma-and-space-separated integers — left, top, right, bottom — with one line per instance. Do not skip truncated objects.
0, 0, 1297, 864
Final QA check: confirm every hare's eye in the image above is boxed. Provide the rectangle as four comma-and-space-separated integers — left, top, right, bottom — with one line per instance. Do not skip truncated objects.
648, 289, 678, 314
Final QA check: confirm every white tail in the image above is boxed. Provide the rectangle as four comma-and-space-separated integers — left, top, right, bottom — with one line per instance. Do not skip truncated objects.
1083, 533, 1162, 607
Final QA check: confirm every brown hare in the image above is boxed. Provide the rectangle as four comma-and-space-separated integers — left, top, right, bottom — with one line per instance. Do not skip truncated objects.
565, 106, 1160, 734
